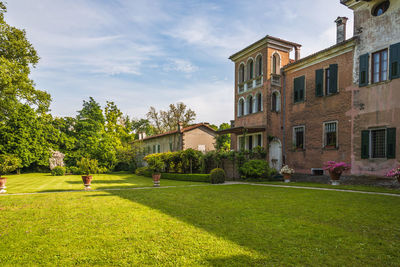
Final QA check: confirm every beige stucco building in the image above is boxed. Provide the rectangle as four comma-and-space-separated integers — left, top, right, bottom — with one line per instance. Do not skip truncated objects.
140, 123, 217, 155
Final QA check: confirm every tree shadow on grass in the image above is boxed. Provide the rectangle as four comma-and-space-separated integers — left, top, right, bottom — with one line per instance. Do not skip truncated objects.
66, 180, 134, 185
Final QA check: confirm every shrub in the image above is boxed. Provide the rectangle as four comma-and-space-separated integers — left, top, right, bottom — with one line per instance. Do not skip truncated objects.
68, 166, 80, 175
135, 166, 152, 177
240, 160, 272, 179
145, 156, 164, 174
210, 168, 225, 184
0, 154, 21, 177
51, 166, 66, 176
161, 173, 210, 182
77, 158, 99, 176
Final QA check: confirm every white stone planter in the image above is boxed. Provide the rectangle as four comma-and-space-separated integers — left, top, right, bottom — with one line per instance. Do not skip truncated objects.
331, 180, 340, 186
284, 179, 291, 183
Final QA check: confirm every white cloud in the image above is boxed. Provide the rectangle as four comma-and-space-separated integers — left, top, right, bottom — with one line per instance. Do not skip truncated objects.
163, 58, 199, 73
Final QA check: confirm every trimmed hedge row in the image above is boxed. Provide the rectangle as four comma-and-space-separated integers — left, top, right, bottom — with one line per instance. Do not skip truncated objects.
161, 173, 210, 182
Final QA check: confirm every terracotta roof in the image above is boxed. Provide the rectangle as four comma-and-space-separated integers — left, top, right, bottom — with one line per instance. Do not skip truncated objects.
217, 126, 266, 135
141, 123, 216, 141
282, 37, 358, 70
229, 35, 301, 61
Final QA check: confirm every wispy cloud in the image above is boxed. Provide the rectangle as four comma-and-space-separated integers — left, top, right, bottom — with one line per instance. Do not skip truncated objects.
6, 0, 355, 125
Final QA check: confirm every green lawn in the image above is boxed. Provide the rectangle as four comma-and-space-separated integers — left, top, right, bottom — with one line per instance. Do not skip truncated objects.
1, 174, 400, 266
2, 172, 204, 194
257, 181, 400, 195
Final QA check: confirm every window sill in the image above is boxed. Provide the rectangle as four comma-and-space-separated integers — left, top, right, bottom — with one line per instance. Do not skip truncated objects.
364, 80, 391, 88
292, 148, 305, 152
237, 110, 263, 118
293, 100, 305, 105
323, 146, 338, 150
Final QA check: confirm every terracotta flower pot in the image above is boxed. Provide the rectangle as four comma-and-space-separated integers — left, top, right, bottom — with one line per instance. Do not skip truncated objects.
329, 171, 341, 185
0, 177, 7, 193
283, 173, 291, 183
152, 173, 161, 187
82, 175, 93, 190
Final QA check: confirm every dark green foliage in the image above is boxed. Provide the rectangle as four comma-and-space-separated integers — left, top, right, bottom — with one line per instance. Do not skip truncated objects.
215, 123, 231, 151
161, 173, 210, 182
51, 166, 65, 176
210, 168, 225, 184
240, 160, 272, 180
135, 166, 152, 177
146, 157, 164, 174
67, 166, 80, 175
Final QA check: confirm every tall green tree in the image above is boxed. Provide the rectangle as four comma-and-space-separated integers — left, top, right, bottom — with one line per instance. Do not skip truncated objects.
215, 123, 231, 151
0, 3, 51, 116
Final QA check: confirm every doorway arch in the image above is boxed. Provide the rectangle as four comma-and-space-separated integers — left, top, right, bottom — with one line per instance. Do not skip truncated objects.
269, 138, 282, 171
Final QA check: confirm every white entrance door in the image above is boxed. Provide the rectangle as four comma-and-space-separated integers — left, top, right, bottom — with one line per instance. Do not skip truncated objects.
269, 139, 282, 171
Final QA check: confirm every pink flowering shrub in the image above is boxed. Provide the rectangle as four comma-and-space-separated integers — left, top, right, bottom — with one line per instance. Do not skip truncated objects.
323, 161, 351, 174
386, 166, 400, 178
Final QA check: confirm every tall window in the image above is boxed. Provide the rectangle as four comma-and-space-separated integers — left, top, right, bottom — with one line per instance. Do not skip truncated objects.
371, 129, 386, 158
247, 60, 254, 80
247, 96, 253, 114
257, 134, 262, 147
239, 136, 245, 150
372, 49, 388, 83
325, 68, 330, 94
294, 76, 305, 103
324, 122, 337, 148
248, 136, 253, 151
272, 54, 280, 74
238, 98, 244, 116
293, 126, 305, 149
239, 64, 245, 83
256, 93, 262, 112
256, 55, 262, 76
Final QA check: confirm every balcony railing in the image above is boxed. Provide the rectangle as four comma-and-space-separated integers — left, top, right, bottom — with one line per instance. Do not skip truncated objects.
238, 75, 263, 93
255, 76, 262, 87
238, 83, 244, 93
271, 74, 281, 87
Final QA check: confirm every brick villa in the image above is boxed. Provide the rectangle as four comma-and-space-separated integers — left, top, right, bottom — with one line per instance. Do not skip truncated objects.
220, 0, 399, 178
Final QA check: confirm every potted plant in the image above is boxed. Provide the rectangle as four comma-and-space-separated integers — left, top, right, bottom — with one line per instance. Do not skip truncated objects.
77, 157, 99, 190
0, 155, 21, 193
323, 161, 351, 185
385, 166, 400, 183
280, 165, 294, 183
147, 157, 164, 187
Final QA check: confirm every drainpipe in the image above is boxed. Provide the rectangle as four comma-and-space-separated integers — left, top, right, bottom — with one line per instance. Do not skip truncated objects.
282, 70, 286, 164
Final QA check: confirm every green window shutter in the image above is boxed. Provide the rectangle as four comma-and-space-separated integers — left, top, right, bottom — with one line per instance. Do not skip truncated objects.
361, 130, 370, 159
389, 42, 400, 80
329, 64, 338, 93
315, 69, 324, 97
359, 54, 369, 87
299, 76, 305, 101
387, 128, 396, 159
293, 78, 299, 102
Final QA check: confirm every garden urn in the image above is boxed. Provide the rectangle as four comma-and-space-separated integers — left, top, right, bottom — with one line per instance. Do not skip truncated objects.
329, 171, 341, 185
0, 177, 6, 193
283, 174, 291, 183
152, 173, 161, 187
82, 175, 93, 190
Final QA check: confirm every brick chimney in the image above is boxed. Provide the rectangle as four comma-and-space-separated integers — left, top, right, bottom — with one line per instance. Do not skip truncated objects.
295, 46, 301, 61
335, 16, 348, 44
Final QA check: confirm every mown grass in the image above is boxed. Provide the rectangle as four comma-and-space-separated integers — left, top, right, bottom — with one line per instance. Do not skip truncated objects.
1, 181, 400, 266
2, 172, 205, 194
256, 181, 400, 195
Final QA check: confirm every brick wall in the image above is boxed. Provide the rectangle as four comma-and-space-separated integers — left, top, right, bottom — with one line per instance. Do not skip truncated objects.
284, 50, 354, 174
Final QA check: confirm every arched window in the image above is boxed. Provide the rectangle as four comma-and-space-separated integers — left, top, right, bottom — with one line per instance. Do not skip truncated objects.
247, 59, 254, 80
272, 53, 280, 74
256, 93, 262, 112
248, 96, 253, 114
271, 91, 281, 112
238, 64, 245, 83
256, 55, 262, 76
238, 98, 244, 116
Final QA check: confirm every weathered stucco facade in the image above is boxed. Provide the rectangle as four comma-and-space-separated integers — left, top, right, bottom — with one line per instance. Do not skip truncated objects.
343, 0, 400, 176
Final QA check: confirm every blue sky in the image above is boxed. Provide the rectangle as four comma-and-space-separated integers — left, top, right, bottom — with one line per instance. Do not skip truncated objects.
5, 0, 353, 125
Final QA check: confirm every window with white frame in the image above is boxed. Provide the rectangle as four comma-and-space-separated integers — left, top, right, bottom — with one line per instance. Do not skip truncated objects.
247, 59, 254, 80
272, 53, 280, 74
247, 95, 253, 114
293, 126, 305, 149
271, 91, 280, 112
361, 128, 396, 159
256, 93, 262, 112
238, 64, 245, 84
256, 55, 262, 76
371, 129, 386, 158
238, 98, 244, 117
324, 121, 337, 148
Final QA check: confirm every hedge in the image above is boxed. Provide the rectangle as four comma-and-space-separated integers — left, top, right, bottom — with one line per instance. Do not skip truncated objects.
161, 173, 210, 182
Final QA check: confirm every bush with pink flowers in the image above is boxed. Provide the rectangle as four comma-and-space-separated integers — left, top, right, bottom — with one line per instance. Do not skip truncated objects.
323, 161, 351, 174
386, 166, 400, 179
